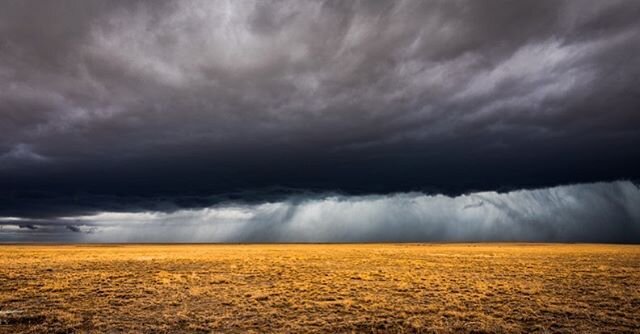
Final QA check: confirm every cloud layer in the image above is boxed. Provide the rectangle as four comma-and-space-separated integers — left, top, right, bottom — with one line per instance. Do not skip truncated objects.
1, 1, 640, 225
2, 181, 638, 243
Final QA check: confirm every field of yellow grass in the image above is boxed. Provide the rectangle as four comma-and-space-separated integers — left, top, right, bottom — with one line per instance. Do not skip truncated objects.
0, 244, 639, 333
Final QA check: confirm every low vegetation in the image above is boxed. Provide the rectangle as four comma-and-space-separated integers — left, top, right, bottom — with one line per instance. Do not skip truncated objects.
1, 244, 639, 333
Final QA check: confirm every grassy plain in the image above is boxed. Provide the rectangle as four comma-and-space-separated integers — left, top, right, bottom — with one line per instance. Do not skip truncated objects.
0, 244, 639, 333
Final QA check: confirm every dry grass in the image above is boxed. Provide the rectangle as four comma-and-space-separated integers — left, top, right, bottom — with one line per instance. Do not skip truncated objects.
0, 244, 639, 333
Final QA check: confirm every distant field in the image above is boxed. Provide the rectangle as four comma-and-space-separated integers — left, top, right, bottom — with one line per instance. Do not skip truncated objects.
0, 244, 639, 333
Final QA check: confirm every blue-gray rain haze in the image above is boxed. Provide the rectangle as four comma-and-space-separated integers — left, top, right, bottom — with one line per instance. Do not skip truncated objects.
1, 181, 639, 243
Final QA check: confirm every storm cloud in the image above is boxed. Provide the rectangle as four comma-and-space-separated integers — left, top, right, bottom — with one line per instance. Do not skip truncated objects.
1, 181, 638, 243
1, 1, 639, 241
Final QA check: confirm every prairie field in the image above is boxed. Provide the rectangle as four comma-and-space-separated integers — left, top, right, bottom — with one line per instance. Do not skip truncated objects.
0, 244, 639, 333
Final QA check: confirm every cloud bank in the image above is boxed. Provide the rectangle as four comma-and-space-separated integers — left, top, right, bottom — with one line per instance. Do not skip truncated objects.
1, 1, 639, 241
1, 1, 640, 220
2, 181, 638, 243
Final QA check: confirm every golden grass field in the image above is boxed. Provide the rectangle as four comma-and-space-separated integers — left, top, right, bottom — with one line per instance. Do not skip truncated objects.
0, 244, 639, 333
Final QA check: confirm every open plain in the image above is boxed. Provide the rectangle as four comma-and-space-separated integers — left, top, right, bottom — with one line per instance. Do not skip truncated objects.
0, 244, 639, 333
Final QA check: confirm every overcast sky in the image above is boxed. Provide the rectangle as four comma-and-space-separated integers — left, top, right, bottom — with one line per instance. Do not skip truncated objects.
1, 1, 639, 242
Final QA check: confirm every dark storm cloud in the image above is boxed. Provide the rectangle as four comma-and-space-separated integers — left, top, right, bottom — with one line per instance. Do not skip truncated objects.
1, 1, 640, 225
18, 224, 37, 230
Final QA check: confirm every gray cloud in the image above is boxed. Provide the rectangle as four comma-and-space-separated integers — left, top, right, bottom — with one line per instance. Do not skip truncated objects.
2, 1, 639, 160
1, 1, 639, 225
18, 224, 37, 230
0, 143, 48, 169
2, 181, 638, 243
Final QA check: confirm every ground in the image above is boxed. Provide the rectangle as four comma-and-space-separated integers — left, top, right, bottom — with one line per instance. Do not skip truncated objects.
0, 244, 639, 333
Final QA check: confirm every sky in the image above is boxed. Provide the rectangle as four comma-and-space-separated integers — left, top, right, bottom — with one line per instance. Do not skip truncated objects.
1, 0, 639, 242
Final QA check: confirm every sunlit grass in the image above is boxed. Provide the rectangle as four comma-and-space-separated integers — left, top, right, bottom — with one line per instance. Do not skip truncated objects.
1, 244, 639, 333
